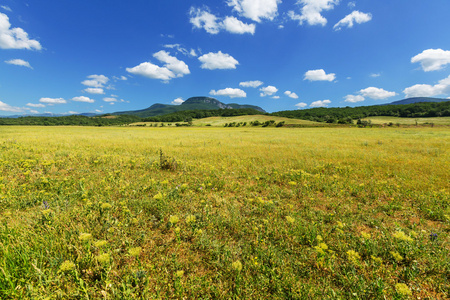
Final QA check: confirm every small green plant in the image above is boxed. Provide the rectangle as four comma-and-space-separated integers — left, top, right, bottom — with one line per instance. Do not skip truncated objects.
159, 149, 177, 170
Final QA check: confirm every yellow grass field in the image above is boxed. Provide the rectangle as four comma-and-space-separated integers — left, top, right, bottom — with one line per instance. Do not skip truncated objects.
362, 116, 450, 125
0, 126, 449, 299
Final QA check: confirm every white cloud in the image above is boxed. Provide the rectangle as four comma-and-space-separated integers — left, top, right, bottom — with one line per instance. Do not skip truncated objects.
348, 2, 356, 9
0, 100, 23, 112
222, 16, 255, 34
272, 95, 280, 99
1, 6, 12, 12
360, 87, 396, 99
72, 96, 95, 103
289, 0, 339, 26
239, 80, 263, 88
84, 88, 104, 94
0, 12, 42, 50
5, 58, 32, 69
304, 69, 336, 81
333, 11, 372, 31
81, 74, 109, 88
411, 49, 450, 72
39, 98, 67, 104
403, 75, 450, 98
227, 0, 281, 22
295, 102, 307, 108
199, 51, 239, 70
27, 103, 45, 108
68, 111, 78, 115
189, 7, 221, 34
153, 50, 190, 77
284, 91, 299, 99
310, 99, 331, 107
172, 97, 185, 105
210, 88, 247, 98
113, 75, 127, 81
190, 49, 198, 57
344, 94, 365, 103
260, 85, 278, 97
370, 73, 381, 78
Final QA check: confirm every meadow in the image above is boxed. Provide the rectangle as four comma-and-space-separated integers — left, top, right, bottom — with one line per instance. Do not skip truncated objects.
0, 126, 449, 299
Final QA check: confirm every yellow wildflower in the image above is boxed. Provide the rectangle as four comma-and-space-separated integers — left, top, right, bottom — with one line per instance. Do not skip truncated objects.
59, 260, 76, 273
78, 233, 92, 242
285, 216, 295, 224
169, 215, 179, 224
347, 250, 361, 264
395, 283, 412, 296
361, 232, 371, 239
232, 260, 243, 272
390, 251, 403, 262
94, 240, 108, 248
185, 214, 196, 224
393, 231, 413, 242
128, 247, 142, 257
101, 203, 112, 210
95, 253, 110, 264
175, 270, 184, 277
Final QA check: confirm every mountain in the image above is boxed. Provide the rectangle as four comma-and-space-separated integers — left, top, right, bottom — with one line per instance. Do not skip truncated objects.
112, 96, 266, 118
383, 97, 449, 105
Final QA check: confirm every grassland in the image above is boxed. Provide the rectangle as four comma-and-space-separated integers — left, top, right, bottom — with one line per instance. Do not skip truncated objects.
0, 126, 449, 299
362, 116, 450, 126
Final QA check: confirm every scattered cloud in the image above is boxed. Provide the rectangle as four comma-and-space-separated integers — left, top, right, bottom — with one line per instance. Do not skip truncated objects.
103, 97, 118, 103
0, 100, 23, 112
304, 69, 336, 81
310, 99, 331, 107
5, 58, 33, 69
295, 102, 307, 109
403, 75, 450, 98
239, 80, 263, 88
199, 51, 239, 70
172, 97, 184, 105
259, 85, 278, 97
27, 103, 45, 108
222, 16, 256, 34
272, 95, 280, 99
289, 0, 339, 26
210, 88, 247, 98
0, 12, 42, 50
82, 75, 109, 88
72, 96, 95, 103
113, 75, 127, 81
344, 94, 365, 103
370, 73, 381, 78
1, 6, 12, 12
360, 87, 396, 99
333, 11, 372, 31
39, 98, 67, 104
126, 51, 190, 82
227, 0, 281, 22
411, 49, 450, 72
348, 2, 356, 9
284, 91, 299, 99
84, 88, 104, 94
163, 44, 198, 57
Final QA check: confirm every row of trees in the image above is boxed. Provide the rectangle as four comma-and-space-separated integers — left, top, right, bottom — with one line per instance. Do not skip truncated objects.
0, 115, 141, 126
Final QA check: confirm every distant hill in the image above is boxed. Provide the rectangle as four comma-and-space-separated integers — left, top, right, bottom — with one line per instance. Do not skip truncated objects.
112, 96, 266, 118
384, 97, 449, 105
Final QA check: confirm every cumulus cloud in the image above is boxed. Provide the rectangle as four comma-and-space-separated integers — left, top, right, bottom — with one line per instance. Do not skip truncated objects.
289, 0, 339, 26
344, 94, 365, 103
284, 91, 299, 99
0, 12, 42, 50
239, 80, 263, 88
0, 100, 23, 112
227, 0, 281, 22
126, 51, 190, 82
172, 97, 185, 105
411, 49, 450, 72
259, 85, 278, 97
210, 88, 247, 98
304, 69, 336, 81
82, 75, 109, 88
5, 58, 32, 69
27, 103, 45, 108
103, 97, 118, 103
72, 96, 95, 103
403, 75, 450, 98
199, 51, 239, 70
333, 11, 372, 31
310, 99, 331, 107
360, 87, 396, 99
39, 98, 67, 104
295, 102, 307, 108
84, 88, 104, 94
190, 7, 256, 35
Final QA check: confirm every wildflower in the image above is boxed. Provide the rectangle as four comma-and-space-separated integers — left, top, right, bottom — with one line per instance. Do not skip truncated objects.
318, 243, 328, 250
410, 230, 418, 238
185, 214, 196, 224
94, 240, 108, 248
337, 221, 345, 228
371, 255, 383, 264
174, 226, 181, 234
42, 209, 53, 216
59, 260, 76, 273
78, 233, 92, 242
232, 260, 243, 272
288, 181, 297, 186
429, 233, 438, 241
131, 218, 138, 224
316, 235, 323, 242
153, 192, 163, 200
175, 270, 184, 277
393, 231, 413, 242
346, 250, 361, 264
169, 215, 179, 224
395, 283, 412, 296
95, 253, 110, 264
101, 203, 112, 210
361, 232, 371, 239
128, 247, 142, 257
390, 251, 403, 262
285, 216, 295, 224
195, 229, 203, 235
107, 227, 115, 233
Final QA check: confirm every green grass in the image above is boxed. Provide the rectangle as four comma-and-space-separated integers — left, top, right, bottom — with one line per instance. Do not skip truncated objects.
0, 126, 449, 299
363, 116, 450, 125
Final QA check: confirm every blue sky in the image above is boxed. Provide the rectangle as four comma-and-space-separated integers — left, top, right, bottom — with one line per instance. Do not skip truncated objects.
1, 0, 450, 116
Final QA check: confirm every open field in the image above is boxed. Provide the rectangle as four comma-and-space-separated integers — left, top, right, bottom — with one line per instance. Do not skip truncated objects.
0, 126, 449, 299
362, 116, 450, 126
